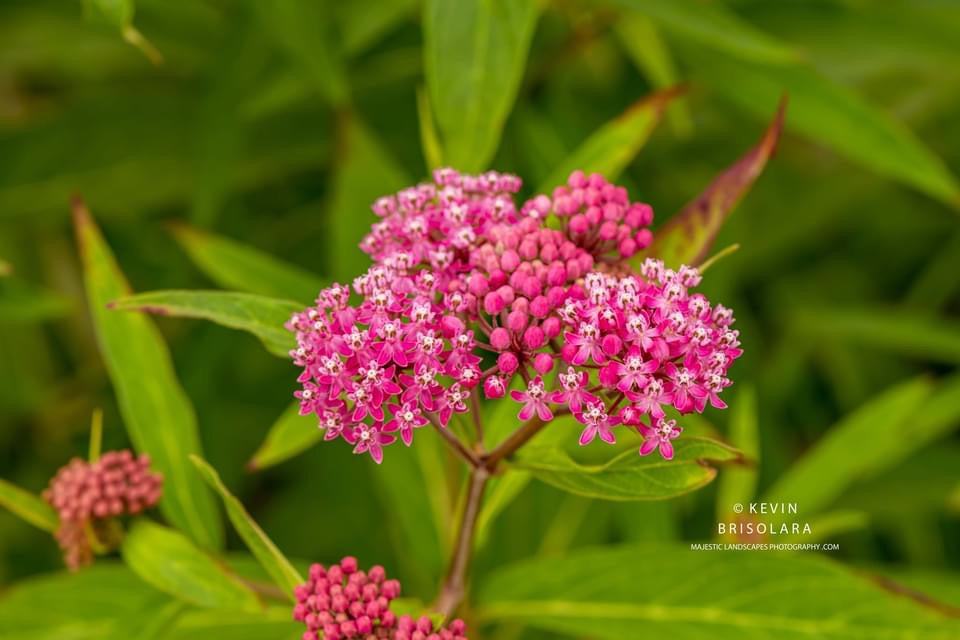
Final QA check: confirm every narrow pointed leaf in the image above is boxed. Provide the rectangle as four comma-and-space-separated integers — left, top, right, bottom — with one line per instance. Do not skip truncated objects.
171, 224, 325, 303
613, 0, 799, 64
477, 544, 960, 638
109, 290, 300, 358
512, 437, 742, 501
424, 0, 539, 171
791, 306, 960, 364
685, 50, 960, 206
329, 117, 409, 282
73, 202, 223, 550
256, 0, 348, 105
248, 402, 323, 471
648, 98, 785, 268
537, 88, 680, 194
122, 521, 260, 611
191, 456, 303, 597
0, 478, 58, 532
716, 384, 759, 518
763, 377, 936, 515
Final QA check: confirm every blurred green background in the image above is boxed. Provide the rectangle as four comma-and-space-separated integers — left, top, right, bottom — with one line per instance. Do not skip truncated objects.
2, 0, 959, 612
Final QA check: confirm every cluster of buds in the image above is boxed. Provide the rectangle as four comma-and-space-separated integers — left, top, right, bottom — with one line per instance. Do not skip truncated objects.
43, 450, 162, 569
293, 556, 468, 640
288, 168, 741, 463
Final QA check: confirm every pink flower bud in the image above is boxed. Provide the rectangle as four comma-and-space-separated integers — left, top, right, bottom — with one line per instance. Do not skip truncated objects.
523, 326, 545, 350
507, 310, 529, 333
484, 376, 506, 399
533, 353, 554, 374
490, 327, 511, 350
483, 293, 505, 315
497, 352, 519, 374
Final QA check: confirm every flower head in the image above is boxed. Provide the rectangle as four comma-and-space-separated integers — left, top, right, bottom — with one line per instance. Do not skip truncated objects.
43, 450, 163, 570
288, 168, 741, 462
293, 556, 468, 640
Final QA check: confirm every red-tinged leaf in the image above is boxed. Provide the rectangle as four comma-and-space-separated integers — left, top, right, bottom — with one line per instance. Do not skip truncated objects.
646, 97, 786, 269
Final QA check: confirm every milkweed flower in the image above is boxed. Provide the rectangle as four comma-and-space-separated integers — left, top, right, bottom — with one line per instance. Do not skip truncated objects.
293, 556, 469, 640
43, 450, 163, 570
288, 168, 741, 462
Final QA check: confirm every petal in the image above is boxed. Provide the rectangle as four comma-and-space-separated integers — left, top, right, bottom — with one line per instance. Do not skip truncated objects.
639, 438, 659, 456
370, 445, 384, 464
518, 404, 535, 421
578, 425, 596, 446
537, 403, 554, 421
510, 390, 526, 401
599, 425, 616, 444
659, 441, 674, 460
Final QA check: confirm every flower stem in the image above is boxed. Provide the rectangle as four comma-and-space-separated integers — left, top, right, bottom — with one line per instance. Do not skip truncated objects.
435, 465, 489, 618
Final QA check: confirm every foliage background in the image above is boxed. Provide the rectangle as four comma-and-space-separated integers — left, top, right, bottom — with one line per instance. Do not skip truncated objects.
2, 0, 960, 635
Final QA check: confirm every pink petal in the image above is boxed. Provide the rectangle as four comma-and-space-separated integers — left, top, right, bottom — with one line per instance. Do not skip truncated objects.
639, 438, 659, 456
578, 426, 596, 446
659, 441, 674, 460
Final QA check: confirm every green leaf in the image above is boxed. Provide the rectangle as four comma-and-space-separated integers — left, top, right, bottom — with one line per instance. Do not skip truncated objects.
335, 0, 417, 56
171, 224, 324, 304
537, 88, 679, 195
763, 377, 936, 515
614, 14, 692, 136
109, 290, 300, 359
416, 85, 445, 171
476, 544, 960, 638
256, 0, 349, 105
191, 455, 304, 598
613, 0, 800, 64
85, 0, 163, 65
475, 470, 531, 549
121, 521, 261, 611
512, 436, 743, 501
791, 307, 960, 364
424, 0, 539, 171
73, 203, 223, 550
0, 283, 71, 324
716, 384, 759, 518
168, 606, 301, 640
647, 98, 785, 268
248, 402, 323, 471
0, 564, 163, 640
684, 49, 960, 206
106, 597, 184, 640
328, 116, 409, 282
0, 477, 58, 532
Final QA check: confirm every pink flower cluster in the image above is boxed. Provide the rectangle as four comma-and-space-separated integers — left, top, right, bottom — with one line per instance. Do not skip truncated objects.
293, 556, 468, 640
288, 168, 741, 463
43, 450, 162, 569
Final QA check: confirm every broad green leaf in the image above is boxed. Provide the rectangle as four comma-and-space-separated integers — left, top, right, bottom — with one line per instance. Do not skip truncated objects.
874, 568, 960, 610
614, 14, 692, 136
512, 436, 742, 501
121, 521, 260, 611
191, 456, 303, 598
109, 290, 300, 358
169, 606, 301, 640
256, 0, 348, 105
763, 377, 936, 515
248, 402, 323, 471
476, 544, 960, 638
328, 117, 409, 282
73, 203, 222, 550
106, 597, 184, 640
647, 98, 785, 268
716, 385, 759, 519
0, 477, 58, 532
424, 0, 539, 171
613, 0, 799, 64
171, 224, 325, 303
0, 564, 163, 640
537, 88, 679, 195
791, 307, 960, 364
684, 48, 960, 206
